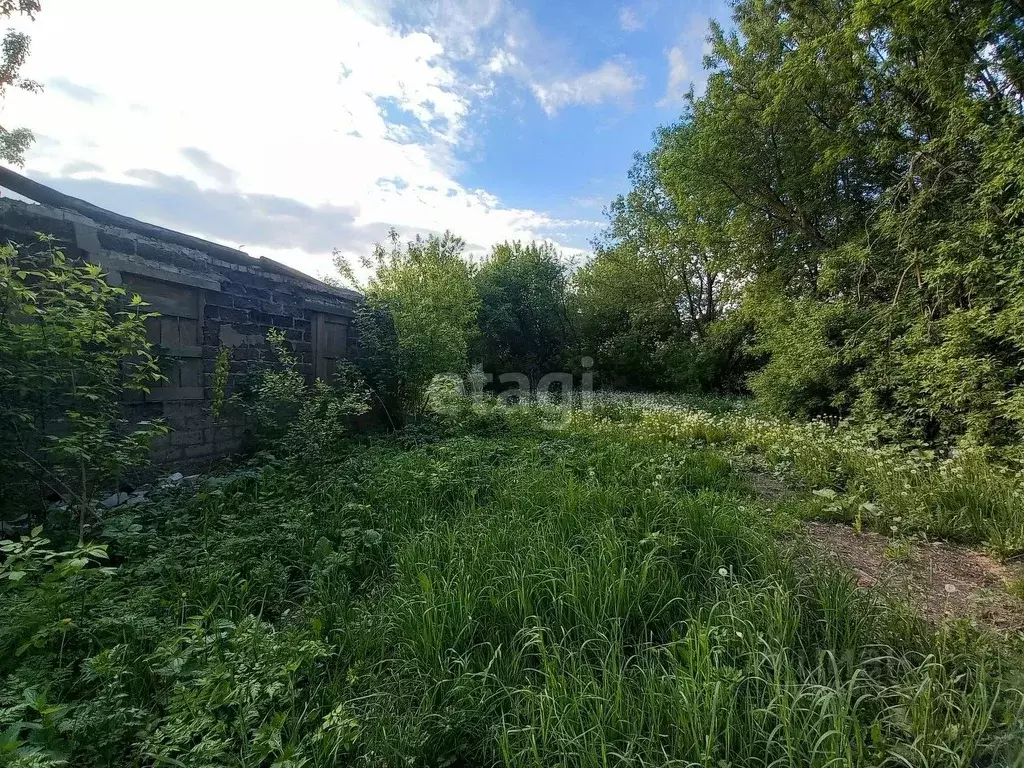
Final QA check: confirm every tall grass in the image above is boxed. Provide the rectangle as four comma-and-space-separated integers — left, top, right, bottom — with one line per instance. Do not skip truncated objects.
573, 399, 1024, 557
1, 407, 1022, 766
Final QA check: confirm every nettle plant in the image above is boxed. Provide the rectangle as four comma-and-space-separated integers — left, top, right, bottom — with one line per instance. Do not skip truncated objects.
0, 238, 166, 540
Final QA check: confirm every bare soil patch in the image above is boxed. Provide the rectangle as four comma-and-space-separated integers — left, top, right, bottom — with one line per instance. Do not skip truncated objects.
806, 521, 1024, 633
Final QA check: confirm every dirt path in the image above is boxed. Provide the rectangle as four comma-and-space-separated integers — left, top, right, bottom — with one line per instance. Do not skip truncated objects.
806, 521, 1024, 633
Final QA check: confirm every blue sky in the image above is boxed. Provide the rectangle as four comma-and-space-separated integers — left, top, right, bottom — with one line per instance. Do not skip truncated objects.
4, 0, 730, 277
455, 0, 724, 217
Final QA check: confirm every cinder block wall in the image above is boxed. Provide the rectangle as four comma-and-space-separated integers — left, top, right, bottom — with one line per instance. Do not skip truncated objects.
0, 197, 361, 470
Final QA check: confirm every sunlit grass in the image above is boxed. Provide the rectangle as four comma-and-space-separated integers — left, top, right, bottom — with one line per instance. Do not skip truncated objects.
2, 400, 1022, 766
565, 394, 1024, 558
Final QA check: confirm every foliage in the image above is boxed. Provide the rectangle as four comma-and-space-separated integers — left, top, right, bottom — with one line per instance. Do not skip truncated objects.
347, 300, 405, 430
0, 0, 41, 166
210, 345, 230, 421
601, 395, 1024, 558
576, 145, 751, 393
0, 240, 166, 539
340, 230, 480, 421
1, 526, 112, 587
0, 400, 1022, 765
590, 0, 1024, 448
246, 328, 369, 462
475, 240, 576, 385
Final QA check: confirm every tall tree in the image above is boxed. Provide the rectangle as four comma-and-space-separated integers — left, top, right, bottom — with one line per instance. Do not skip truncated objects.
577, 141, 747, 392
0, 1, 41, 166
475, 241, 574, 384
649, 0, 1024, 444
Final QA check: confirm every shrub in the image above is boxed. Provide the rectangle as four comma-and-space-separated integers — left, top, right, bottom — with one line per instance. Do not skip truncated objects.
247, 328, 369, 462
0, 239, 166, 539
344, 231, 479, 422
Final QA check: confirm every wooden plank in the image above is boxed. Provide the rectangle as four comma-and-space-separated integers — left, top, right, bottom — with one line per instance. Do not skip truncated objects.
323, 320, 340, 352
325, 317, 347, 359
313, 312, 327, 380
311, 311, 351, 381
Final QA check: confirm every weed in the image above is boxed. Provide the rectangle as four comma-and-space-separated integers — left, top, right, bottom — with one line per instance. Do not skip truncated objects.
1007, 578, 1024, 601
1, 399, 1022, 765
883, 538, 913, 563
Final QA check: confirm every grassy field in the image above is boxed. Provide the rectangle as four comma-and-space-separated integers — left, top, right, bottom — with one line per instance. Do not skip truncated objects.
588, 394, 1024, 557
2, 401, 1023, 766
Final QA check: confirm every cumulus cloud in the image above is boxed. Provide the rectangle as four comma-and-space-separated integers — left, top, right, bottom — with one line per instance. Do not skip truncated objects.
618, 2, 656, 32
399, 0, 646, 117
531, 57, 643, 116
658, 15, 714, 107
658, 46, 691, 106
3, 0, 623, 276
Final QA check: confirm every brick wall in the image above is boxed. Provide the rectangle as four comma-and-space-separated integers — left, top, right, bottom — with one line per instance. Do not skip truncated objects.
0, 197, 361, 470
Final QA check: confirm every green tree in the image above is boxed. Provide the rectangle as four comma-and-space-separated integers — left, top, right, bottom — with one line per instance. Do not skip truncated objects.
577, 143, 748, 392
475, 241, 574, 384
340, 230, 480, 421
0, 239, 166, 540
0, 0, 41, 166
636, 0, 1024, 445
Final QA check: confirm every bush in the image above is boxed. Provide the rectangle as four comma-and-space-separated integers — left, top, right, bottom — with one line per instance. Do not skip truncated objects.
0, 239, 166, 539
352, 231, 479, 422
246, 329, 369, 463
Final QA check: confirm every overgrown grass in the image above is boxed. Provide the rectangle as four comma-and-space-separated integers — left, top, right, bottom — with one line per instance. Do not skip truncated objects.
580, 395, 1024, 558
2, 403, 1023, 766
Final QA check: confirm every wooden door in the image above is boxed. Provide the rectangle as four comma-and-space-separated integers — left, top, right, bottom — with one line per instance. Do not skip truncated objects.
122, 274, 205, 401
312, 311, 349, 382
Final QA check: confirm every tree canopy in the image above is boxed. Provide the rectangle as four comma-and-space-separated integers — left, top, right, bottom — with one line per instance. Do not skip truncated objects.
577, 0, 1024, 447
0, 0, 41, 165
340, 0, 1024, 449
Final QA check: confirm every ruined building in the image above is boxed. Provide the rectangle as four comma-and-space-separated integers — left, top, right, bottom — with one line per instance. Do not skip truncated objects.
0, 167, 360, 467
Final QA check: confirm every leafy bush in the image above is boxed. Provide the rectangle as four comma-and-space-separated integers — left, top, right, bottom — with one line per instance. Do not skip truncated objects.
0, 239, 166, 538
475, 241, 575, 385
246, 328, 369, 462
341, 230, 479, 422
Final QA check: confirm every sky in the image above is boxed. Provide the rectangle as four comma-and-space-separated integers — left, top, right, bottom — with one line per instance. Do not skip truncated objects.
2, 0, 728, 280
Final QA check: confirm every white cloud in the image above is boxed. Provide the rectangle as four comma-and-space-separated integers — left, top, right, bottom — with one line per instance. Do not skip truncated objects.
2, 0, 596, 278
658, 15, 714, 107
658, 46, 691, 106
412, 0, 645, 118
531, 57, 643, 116
618, 3, 657, 32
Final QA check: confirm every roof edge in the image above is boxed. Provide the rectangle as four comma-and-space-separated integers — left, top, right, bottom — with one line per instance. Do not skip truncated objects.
0, 165, 360, 301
